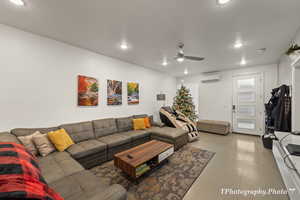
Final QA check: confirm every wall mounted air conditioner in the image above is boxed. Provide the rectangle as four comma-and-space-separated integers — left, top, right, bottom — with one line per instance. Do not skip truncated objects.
201, 74, 221, 83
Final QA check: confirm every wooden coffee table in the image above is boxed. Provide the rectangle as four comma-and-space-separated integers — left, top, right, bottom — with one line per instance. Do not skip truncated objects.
114, 140, 174, 180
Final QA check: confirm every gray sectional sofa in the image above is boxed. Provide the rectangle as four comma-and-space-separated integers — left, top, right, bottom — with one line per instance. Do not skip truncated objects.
0, 114, 188, 200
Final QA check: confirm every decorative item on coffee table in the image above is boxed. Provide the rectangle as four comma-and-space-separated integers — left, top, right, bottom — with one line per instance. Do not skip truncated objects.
114, 140, 174, 180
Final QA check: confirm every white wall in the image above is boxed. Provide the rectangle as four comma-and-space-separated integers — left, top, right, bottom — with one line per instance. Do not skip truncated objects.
291, 29, 300, 131
0, 24, 177, 132
278, 28, 300, 85
177, 64, 278, 123
277, 28, 300, 131
278, 55, 293, 85
292, 66, 300, 131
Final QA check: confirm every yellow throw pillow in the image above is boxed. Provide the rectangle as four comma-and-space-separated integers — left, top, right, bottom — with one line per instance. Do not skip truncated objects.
48, 129, 74, 152
133, 118, 146, 130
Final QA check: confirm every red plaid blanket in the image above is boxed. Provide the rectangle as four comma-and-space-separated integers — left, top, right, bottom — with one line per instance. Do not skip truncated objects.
0, 142, 63, 200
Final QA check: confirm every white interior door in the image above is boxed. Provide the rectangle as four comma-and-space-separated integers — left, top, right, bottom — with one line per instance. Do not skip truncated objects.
232, 74, 263, 135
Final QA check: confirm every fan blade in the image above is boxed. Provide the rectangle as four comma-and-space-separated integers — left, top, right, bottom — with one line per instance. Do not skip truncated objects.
184, 56, 205, 61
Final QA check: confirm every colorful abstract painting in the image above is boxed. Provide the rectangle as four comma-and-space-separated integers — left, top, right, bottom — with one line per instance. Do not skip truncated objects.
107, 80, 122, 105
127, 82, 139, 104
78, 75, 98, 106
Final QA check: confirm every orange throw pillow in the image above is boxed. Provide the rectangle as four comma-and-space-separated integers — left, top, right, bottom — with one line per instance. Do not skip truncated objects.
144, 117, 151, 128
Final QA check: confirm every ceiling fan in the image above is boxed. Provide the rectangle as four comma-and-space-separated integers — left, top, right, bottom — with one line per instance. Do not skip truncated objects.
175, 43, 205, 63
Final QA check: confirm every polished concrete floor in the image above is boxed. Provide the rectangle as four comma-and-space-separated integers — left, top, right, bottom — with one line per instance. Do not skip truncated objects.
183, 132, 289, 200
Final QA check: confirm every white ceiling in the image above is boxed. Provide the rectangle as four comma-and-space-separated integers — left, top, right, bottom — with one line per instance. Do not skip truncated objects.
1, 0, 300, 77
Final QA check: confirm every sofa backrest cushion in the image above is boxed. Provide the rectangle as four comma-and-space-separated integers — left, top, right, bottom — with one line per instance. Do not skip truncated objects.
133, 114, 148, 119
93, 118, 117, 138
149, 115, 154, 125
11, 127, 59, 137
0, 132, 20, 144
60, 121, 94, 143
116, 117, 133, 132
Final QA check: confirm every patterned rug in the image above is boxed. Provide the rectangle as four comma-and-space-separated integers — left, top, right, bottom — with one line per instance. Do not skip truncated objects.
90, 145, 215, 200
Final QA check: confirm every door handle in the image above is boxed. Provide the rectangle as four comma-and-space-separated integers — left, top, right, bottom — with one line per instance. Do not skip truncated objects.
232, 105, 236, 112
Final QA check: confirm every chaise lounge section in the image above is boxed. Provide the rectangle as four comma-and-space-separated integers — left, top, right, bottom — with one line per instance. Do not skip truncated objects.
150, 126, 189, 150
38, 151, 126, 200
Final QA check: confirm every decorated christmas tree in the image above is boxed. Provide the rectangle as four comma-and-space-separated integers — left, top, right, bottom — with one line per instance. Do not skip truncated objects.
173, 85, 198, 121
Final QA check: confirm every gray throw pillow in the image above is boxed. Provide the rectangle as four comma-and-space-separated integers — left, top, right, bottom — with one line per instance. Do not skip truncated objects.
18, 131, 42, 155
33, 134, 56, 156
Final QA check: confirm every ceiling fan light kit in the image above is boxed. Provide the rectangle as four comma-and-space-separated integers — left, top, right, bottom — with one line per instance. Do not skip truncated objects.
177, 57, 185, 63
174, 43, 205, 63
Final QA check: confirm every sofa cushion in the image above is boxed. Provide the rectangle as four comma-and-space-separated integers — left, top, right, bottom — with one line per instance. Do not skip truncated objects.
152, 121, 165, 127
11, 127, 59, 137
49, 170, 105, 200
49, 170, 127, 200
133, 114, 148, 119
149, 115, 154, 125
60, 121, 94, 143
116, 117, 133, 132
38, 151, 84, 184
0, 132, 20, 144
120, 130, 150, 140
93, 118, 118, 138
67, 139, 106, 160
97, 134, 131, 148
149, 127, 188, 139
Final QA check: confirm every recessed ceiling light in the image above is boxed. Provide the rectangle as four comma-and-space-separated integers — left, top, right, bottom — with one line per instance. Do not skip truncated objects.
217, 0, 231, 5
184, 69, 188, 75
120, 42, 129, 50
9, 0, 25, 6
162, 60, 168, 66
177, 57, 185, 63
234, 41, 243, 49
240, 58, 247, 66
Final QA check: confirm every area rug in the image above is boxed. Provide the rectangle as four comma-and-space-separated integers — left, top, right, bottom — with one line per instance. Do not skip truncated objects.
90, 145, 215, 200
